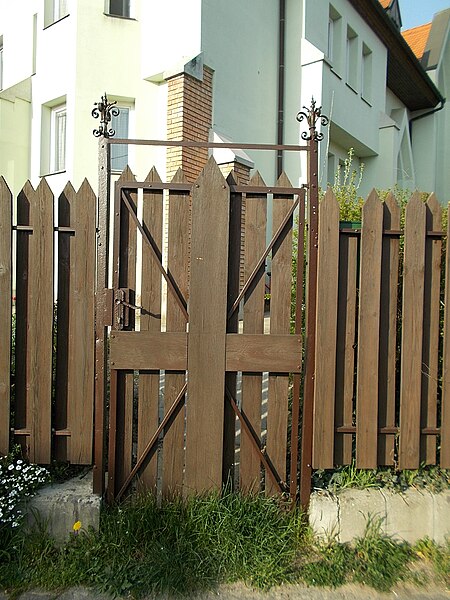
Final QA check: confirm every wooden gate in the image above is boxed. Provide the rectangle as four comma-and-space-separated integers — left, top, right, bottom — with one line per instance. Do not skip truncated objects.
101, 159, 307, 503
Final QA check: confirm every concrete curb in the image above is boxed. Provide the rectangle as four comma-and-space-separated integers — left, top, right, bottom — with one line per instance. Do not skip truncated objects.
26, 471, 101, 545
309, 488, 450, 544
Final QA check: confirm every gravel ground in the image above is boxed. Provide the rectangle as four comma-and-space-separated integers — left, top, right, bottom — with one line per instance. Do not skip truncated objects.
2, 583, 449, 600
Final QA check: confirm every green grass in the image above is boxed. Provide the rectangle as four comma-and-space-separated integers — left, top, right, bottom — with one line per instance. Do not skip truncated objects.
313, 462, 450, 494
0, 491, 449, 598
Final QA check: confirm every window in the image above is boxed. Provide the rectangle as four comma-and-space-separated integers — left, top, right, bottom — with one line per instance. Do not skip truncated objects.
51, 105, 67, 172
346, 26, 358, 90
106, 0, 131, 17
0, 36, 3, 91
54, 0, 68, 21
44, 0, 69, 26
327, 5, 342, 71
111, 107, 129, 171
361, 43, 372, 102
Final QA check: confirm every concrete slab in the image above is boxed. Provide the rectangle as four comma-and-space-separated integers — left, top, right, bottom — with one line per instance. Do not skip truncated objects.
432, 490, 450, 545
337, 489, 386, 543
380, 489, 434, 543
26, 470, 101, 545
308, 490, 339, 540
309, 488, 449, 545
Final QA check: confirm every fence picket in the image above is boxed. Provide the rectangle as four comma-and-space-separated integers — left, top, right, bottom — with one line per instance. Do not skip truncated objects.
0, 177, 12, 455
240, 171, 267, 492
313, 188, 340, 469
136, 168, 164, 490
334, 230, 358, 465
266, 172, 294, 495
356, 190, 383, 468
162, 169, 190, 495
442, 202, 450, 468
110, 166, 138, 493
223, 171, 242, 485
15, 180, 54, 463
378, 192, 400, 465
399, 192, 426, 469
184, 158, 229, 493
421, 194, 442, 464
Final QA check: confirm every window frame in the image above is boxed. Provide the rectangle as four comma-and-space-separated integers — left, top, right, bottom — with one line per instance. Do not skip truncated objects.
361, 42, 373, 104
110, 106, 130, 173
44, 0, 69, 27
105, 0, 132, 18
346, 25, 359, 92
50, 104, 67, 173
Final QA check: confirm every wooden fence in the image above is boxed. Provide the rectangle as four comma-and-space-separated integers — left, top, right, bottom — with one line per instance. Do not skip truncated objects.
0, 176, 96, 464
313, 188, 450, 470
0, 171, 449, 493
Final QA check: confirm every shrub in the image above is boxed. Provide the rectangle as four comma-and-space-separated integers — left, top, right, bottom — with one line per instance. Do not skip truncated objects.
0, 448, 49, 533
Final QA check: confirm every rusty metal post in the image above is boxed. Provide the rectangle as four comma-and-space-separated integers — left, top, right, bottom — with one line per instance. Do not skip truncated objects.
92, 95, 118, 495
296, 100, 329, 510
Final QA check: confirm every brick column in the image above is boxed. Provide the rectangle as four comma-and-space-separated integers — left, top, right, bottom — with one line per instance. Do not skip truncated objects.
166, 66, 213, 182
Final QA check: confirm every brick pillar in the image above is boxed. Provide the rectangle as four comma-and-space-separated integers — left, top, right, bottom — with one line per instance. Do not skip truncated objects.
218, 160, 251, 184
166, 66, 213, 182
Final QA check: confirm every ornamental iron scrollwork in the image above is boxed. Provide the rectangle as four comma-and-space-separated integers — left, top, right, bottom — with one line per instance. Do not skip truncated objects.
92, 93, 120, 138
296, 98, 329, 142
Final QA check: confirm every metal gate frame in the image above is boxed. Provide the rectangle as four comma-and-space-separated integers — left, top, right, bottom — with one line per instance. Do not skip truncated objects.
92, 97, 328, 508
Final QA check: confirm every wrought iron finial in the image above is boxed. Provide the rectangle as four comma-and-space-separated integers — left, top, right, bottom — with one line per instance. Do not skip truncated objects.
92, 93, 120, 138
296, 97, 329, 142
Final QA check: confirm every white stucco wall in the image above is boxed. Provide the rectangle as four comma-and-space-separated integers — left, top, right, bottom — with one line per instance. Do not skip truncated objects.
303, 0, 392, 193
200, 0, 280, 185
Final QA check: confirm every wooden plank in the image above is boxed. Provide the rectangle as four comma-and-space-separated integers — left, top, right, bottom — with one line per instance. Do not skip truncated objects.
266, 174, 294, 495
399, 192, 426, 469
111, 167, 138, 491
163, 169, 190, 496
54, 183, 73, 462
138, 168, 163, 490
378, 192, 400, 465
356, 190, 383, 468
67, 180, 96, 464
441, 202, 450, 468
334, 232, 358, 465
0, 177, 12, 454
226, 335, 302, 372
223, 172, 242, 485
312, 188, 340, 469
110, 332, 188, 369
240, 171, 267, 493
184, 158, 229, 494
420, 194, 442, 464
26, 180, 54, 463
14, 184, 30, 451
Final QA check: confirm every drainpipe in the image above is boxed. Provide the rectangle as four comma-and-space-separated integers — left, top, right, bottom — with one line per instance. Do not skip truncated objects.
277, 0, 286, 179
409, 98, 446, 135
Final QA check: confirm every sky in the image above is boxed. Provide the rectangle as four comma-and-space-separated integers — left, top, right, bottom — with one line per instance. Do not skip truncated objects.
400, 0, 450, 30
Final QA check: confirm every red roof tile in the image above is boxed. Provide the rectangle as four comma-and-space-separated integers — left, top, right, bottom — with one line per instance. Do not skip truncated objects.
379, 0, 391, 8
402, 22, 432, 59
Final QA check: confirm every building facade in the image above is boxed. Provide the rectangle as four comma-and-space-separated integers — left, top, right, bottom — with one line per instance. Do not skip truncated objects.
0, 0, 445, 199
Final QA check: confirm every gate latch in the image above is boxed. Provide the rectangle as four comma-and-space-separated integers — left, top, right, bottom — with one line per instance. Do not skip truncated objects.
114, 288, 141, 329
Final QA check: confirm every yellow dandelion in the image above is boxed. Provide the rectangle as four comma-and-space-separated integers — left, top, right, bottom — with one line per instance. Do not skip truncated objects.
73, 520, 82, 532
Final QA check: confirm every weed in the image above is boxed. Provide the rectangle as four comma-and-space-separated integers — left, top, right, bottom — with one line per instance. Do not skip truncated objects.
414, 538, 450, 587
0, 491, 305, 597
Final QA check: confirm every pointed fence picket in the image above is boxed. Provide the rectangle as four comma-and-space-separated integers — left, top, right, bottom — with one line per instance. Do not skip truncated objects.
0, 169, 449, 488
312, 188, 449, 471
0, 178, 95, 464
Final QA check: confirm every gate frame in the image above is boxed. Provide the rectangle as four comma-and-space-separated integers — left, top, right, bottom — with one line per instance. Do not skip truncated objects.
92, 97, 328, 508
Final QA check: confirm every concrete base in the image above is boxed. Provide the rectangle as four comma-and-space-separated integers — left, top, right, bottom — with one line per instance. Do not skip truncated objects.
309, 488, 450, 544
26, 470, 101, 545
